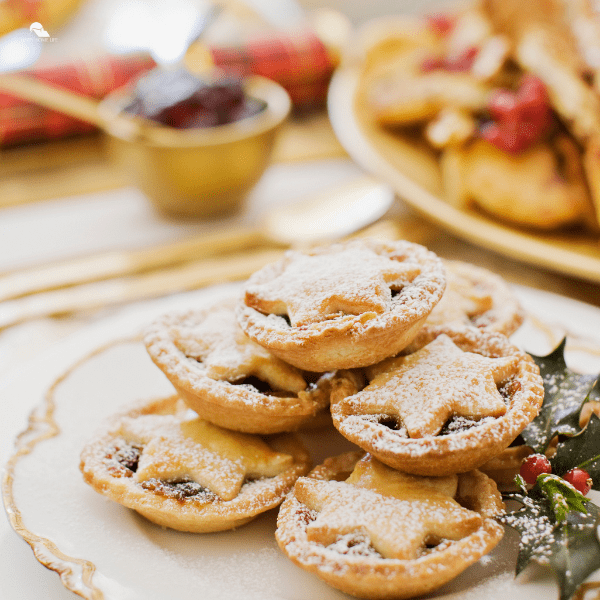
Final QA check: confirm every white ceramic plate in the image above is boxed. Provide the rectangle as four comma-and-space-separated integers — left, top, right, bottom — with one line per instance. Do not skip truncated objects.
3, 284, 600, 600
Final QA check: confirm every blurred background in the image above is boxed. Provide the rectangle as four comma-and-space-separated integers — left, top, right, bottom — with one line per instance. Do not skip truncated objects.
0, 0, 429, 255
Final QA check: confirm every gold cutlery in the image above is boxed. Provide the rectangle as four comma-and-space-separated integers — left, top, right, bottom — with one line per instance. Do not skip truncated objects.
0, 175, 393, 302
0, 226, 269, 302
0, 218, 411, 331
0, 248, 283, 330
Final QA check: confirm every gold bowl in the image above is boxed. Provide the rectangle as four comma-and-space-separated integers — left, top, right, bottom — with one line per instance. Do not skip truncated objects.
100, 75, 291, 219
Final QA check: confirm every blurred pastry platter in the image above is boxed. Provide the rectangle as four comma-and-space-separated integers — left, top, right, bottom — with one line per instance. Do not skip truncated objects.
328, 2, 600, 284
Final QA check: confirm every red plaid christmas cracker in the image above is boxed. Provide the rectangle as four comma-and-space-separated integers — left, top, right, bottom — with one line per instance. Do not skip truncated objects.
0, 28, 336, 147
210, 29, 334, 107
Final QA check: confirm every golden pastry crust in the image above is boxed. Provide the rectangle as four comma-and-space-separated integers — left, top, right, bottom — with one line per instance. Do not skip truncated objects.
80, 395, 311, 532
358, 1, 600, 234
446, 137, 596, 230
331, 326, 544, 476
276, 452, 504, 600
483, 0, 600, 142
236, 239, 446, 372
368, 70, 491, 126
144, 301, 343, 434
405, 259, 524, 352
479, 444, 535, 487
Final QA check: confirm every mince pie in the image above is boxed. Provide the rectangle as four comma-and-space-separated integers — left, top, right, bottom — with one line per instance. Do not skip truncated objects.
276, 452, 504, 599
80, 395, 311, 532
479, 444, 536, 488
330, 326, 544, 476
236, 238, 446, 372
404, 259, 524, 352
144, 299, 347, 434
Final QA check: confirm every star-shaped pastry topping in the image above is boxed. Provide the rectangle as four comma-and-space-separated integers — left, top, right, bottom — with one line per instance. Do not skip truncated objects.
244, 244, 422, 327
296, 455, 481, 559
360, 334, 518, 437
174, 306, 306, 393
116, 412, 293, 501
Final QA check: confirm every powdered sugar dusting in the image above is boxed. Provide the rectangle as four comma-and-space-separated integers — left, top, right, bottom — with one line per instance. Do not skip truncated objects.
276, 456, 504, 597
144, 301, 306, 393
244, 240, 439, 327
80, 394, 308, 520
331, 327, 544, 475
423, 261, 524, 339
354, 335, 516, 438
236, 239, 447, 371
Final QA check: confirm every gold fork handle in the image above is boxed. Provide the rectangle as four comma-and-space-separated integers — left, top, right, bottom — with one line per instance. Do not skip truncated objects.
0, 248, 283, 330
0, 74, 105, 127
0, 226, 272, 302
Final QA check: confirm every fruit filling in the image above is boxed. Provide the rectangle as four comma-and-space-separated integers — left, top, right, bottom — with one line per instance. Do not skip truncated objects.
123, 68, 266, 129
480, 75, 552, 153
140, 477, 217, 501
104, 439, 143, 477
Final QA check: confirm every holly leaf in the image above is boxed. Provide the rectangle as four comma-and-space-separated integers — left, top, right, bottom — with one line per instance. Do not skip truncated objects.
523, 340, 597, 453
500, 485, 600, 600
536, 473, 591, 522
552, 406, 600, 491
590, 377, 600, 403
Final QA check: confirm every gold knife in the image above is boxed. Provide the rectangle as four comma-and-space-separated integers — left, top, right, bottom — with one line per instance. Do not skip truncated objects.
0, 248, 284, 330
0, 226, 271, 302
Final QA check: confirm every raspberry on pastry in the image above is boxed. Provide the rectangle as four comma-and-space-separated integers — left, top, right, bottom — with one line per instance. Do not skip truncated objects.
236, 238, 446, 372
80, 395, 311, 532
143, 299, 350, 434
276, 452, 504, 599
330, 326, 544, 476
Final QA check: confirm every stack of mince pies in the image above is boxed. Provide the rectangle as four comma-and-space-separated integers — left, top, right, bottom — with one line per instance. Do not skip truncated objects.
79, 238, 544, 599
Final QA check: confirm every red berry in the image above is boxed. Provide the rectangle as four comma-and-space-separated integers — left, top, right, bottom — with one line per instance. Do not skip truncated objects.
446, 46, 479, 72
520, 453, 552, 484
426, 14, 456, 36
421, 56, 446, 72
564, 468, 593, 495
488, 89, 519, 121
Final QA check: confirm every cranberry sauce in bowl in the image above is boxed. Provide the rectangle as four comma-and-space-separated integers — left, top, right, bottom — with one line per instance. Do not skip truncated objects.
123, 68, 267, 129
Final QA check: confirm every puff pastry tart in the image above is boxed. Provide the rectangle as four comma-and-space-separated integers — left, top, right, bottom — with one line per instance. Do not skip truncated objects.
331, 327, 544, 476
80, 395, 311, 532
144, 300, 348, 434
236, 239, 446, 372
405, 260, 524, 353
276, 452, 504, 600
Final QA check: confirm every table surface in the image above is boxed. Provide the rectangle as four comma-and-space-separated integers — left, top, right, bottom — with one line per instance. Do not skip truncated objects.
2, 3, 600, 599
2, 119, 600, 600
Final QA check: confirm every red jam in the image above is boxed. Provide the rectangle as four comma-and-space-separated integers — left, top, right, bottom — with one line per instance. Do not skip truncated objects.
421, 46, 479, 73
426, 14, 457, 37
124, 68, 266, 129
481, 74, 552, 153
